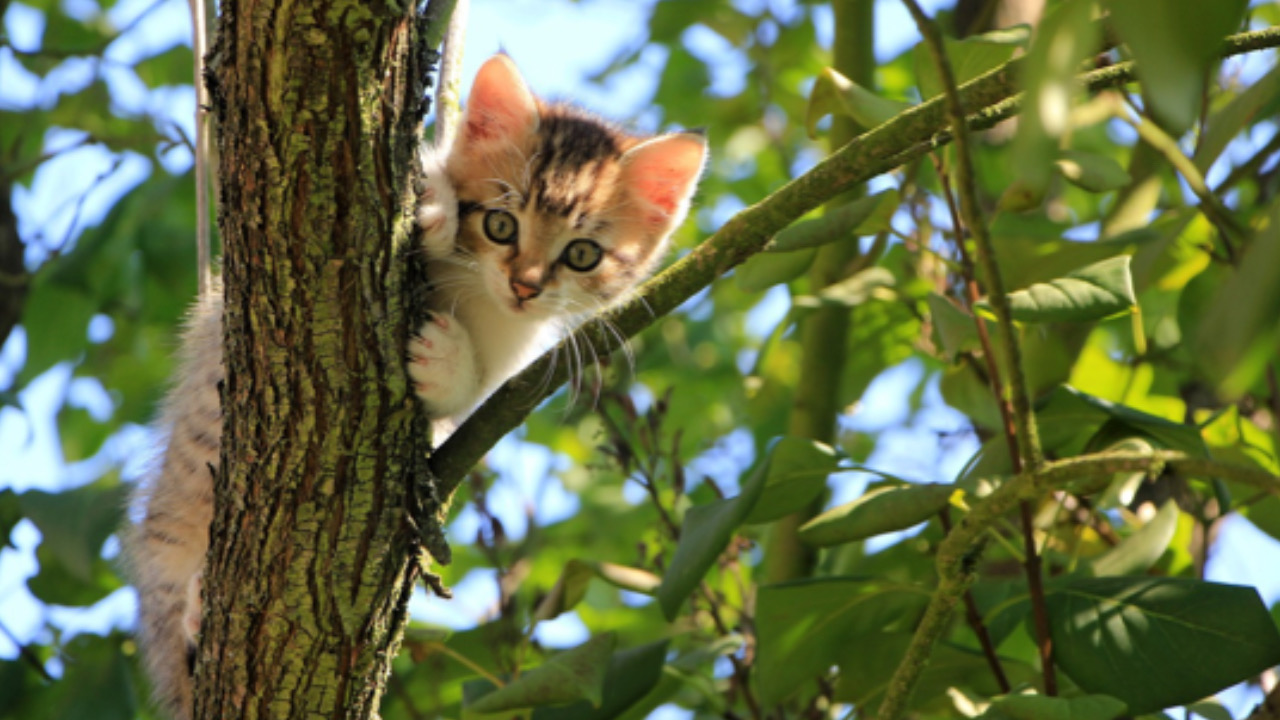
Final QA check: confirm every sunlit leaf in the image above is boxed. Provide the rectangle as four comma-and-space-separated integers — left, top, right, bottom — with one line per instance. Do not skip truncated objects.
798, 483, 953, 547
768, 190, 899, 253
806, 67, 911, 137
1048, 577, 1280, 714
736, 247, 816, 293
1056, 150, 1132, 193
995, 256, 1136, 323
743, 436, 840, 525
467, 634, 615, 713
1089, 500, 1178, 576
1106, 0, 1249, 134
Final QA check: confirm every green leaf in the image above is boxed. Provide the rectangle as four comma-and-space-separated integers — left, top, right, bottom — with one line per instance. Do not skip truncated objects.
19, 477, 125, 583
1106, 0, 1249, 134
806, 67, 912, 137
1089, 500, 1178, 576
755, 577, 929, 706
982, 694, 1128, 720
0, 490, 21, 549
768, 190, 899, 253
532, 640, 669, 720
791, 267, 895, 313
43, 633, 137, 720
1056, 150, 1132, 193
735, 247, 816, 293
1194, 64, 1280, 172
998, 256, 1136, 323
914, 26, 1029, 101
798, 483, 953, 547
18, 281, 97, 383
1009, 0, 1099, 202
1193, 201, 1280, 398
1036, 385, 1208, 459
1048, 577, 1280, 714
656, 447, 770, 620
133, 45, 195, 87
926, 292, 984, 361
533, 560, 597, 622
743, 436, 840, 525
467, 634, 616, 713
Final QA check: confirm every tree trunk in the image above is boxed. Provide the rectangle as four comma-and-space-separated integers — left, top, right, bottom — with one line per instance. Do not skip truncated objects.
199, 1, 444, 717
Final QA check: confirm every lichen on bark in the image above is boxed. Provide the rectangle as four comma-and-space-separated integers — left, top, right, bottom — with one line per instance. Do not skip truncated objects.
198, 0, 445, 717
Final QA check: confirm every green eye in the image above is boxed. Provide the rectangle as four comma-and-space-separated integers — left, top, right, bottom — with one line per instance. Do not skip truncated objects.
562, 239, 603, 272
483, 210, 518, 245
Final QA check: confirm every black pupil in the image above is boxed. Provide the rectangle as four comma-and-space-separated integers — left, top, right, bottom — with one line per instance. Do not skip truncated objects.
487, 211, 515, 242
568, 241, 598, 270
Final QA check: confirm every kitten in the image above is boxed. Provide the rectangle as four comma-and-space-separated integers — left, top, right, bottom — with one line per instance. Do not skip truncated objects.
125, 53, 706, 720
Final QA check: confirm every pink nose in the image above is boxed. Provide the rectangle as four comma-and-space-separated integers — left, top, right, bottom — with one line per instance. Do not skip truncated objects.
511, 280, 541, 302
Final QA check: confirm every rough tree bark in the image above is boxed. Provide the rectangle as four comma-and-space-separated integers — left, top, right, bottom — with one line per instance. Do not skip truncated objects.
198, 1, 445, 717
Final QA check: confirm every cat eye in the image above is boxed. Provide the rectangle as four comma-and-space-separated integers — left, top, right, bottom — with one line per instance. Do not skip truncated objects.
483, 210, 518, 245
562, 239, 603, 272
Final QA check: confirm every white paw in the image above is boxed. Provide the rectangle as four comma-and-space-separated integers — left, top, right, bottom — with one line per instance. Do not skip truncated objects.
416, 159, 459, 260
407, 313, 479, 419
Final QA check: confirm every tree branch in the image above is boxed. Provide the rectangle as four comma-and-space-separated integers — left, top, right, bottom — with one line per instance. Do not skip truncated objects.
426, 25, 1280, 497
875, 450, 1280, 720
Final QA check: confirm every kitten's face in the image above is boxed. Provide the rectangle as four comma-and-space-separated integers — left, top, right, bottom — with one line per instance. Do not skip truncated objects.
442, 55, 706, 320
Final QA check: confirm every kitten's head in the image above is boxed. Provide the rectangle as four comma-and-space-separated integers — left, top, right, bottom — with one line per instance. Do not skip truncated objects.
442, 54, 706, 319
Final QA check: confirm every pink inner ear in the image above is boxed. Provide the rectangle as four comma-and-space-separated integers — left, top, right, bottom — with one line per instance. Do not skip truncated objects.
462, 55, 538, 146
625, 135, 707, 216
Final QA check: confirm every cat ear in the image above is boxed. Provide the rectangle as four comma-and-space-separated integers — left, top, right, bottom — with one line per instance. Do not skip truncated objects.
459, 55, 539, 149
620, 132, 708, 228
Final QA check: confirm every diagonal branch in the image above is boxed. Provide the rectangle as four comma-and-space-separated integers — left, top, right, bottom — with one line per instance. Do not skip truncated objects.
426, 26, 1280, 497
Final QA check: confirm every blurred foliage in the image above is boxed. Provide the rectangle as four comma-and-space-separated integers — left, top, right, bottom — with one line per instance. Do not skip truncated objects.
4, 0, 1280, 719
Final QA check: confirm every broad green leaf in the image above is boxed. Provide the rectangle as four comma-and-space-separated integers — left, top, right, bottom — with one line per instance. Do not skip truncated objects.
791, 267, 895, 313
27, 541, 122, 606
43, 633, 136, 720
743, 436, 840, 525
982, 694, 1128, 720
1194, 201, 1280, 397
1036, 385, 1207, 459
768, 190, 899, 253
133, 45, 195, 87
926, 292, 984, 360
656, 449, 769, 620
1009, 0, 1099, 203
798, 483, 953, 547
806, 67, 912, 137
988, 213, 1161, 290
755, 577, 929, 706
532, 640, 669, 720
1106, 0, 1249, 134
1048, 577, 1280, 714
1089, 500, 1178, 576
997, 256, 1136, 323
18, 281, 97, 383
1194, 64, 1280, 172
0, 489, 21, 549
736, 247, 816, 293
914, 26, 1029, 101
1056, 150, 1132, 193
467, 634, 616, 713
533, 560, 597, 622
57, 403, 113, 462
593, 562, 661, 595
19, 477, 125, 583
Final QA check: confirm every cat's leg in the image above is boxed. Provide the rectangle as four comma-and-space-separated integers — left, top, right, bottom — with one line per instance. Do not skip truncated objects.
408, 311, 481, 420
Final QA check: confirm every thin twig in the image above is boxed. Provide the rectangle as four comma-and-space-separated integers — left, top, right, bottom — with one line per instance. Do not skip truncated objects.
901, 0, 1054, 695
0, 617, 53, 682
938, 508, 1011, 693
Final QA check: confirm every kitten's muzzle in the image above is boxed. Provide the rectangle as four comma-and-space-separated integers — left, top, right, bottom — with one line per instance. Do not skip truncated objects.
510, 279, 542, 303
